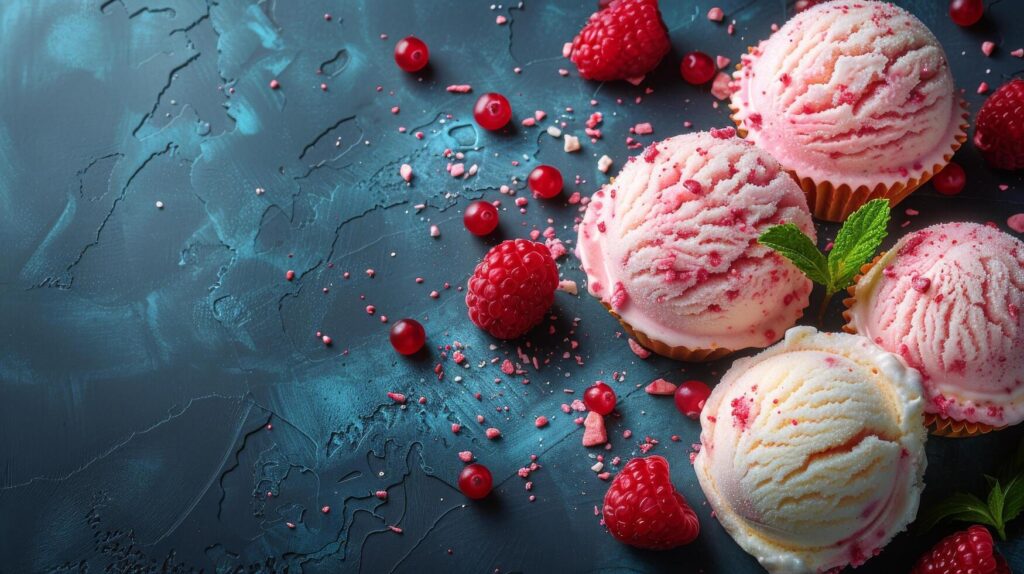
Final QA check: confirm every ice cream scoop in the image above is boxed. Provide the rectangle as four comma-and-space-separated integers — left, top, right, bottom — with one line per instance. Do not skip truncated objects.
576, 129, 814, 359
694, 327, 926, 574
731, 0, 965, 220
846, 222, 1024, 430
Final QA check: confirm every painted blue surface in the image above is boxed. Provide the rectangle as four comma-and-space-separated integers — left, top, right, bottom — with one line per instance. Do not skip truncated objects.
0, 0, 1022, 572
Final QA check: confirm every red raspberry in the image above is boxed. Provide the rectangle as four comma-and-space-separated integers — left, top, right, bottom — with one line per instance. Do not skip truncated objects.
602, 455, 699, 550
974, 79, 1024, 170
567, 0, 670, 82
911, 525, 1010, 574
465, 239, 558, 339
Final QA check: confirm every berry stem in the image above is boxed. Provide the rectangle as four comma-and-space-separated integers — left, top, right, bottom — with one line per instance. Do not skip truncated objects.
817, 289, 835, 326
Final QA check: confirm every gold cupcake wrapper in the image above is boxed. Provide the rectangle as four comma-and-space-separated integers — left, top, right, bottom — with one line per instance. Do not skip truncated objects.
842, 253, 1004, 438
599, 301, 734, 362
729, 54, 970, 222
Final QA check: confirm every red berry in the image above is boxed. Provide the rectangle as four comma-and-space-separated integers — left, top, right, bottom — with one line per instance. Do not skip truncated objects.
674, 380, 711, 419
568, 0, 670, 82
680, 51, 715, 85
974, 79, 1024, 171
394, 36, 429, 72
389, 318, 425, 355
463, 201, 499, 236
583, 382, 617, 415
932, 162, 967, 196
949, 0, 984, 27
465, 239, 559, 339
602, 456, 699, 549
458, 463, 493, 499
473, 93, 512, 131
528, 165, 563, 199
911, 525, 1010, 574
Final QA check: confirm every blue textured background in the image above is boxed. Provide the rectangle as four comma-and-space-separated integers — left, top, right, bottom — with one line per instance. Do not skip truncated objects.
0, 0, 1022, 572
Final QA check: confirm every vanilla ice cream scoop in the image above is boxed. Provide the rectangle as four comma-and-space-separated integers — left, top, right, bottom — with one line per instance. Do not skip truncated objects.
694, 327, 926, 574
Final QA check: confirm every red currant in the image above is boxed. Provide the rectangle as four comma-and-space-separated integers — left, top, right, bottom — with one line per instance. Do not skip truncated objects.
389, 318, 425, 355
473, 93, 512, 131
463, 201, 499, 236
674, 381, 711, 420
680, 51, 716, 85
458, 463, 493, 499
932, 162, 966, 196
527, 165, 563, 199
394, 36, 429, 72
949, 0, 983, 27
583, 382, 617, 416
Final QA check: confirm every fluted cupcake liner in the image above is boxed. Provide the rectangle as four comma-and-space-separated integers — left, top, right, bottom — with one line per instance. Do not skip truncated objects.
599, 301, 735, 362
842, 253, 1003, 438
730, 54, 970, 223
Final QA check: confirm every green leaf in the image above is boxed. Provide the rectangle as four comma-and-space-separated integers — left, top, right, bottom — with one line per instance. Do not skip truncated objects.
826, 199, 891, 291
917, 493, 997, 534
988, 480, 1006, 539
758, 224, 830, 285
1003, 475, 1024, 524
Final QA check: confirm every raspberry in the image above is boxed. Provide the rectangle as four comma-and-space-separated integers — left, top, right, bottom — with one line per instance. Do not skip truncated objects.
465, 239, 558, 339
974, 79, 1024, 170
602, 456, 699, 550
911, 525, 1010, 574
567, 0, 670, 82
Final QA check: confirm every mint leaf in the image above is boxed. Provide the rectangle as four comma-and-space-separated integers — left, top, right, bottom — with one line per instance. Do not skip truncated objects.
758, 224, 830, 285
827, 199, 890, 290
917, 493, 998, 533
1003, 475, 1024, 524
988, 480, 1006, 539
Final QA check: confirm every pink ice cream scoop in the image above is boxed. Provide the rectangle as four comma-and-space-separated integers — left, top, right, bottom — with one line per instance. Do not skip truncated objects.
731, 0, 964, 192
847, 222, 1024, 429
576, 129, 814, 355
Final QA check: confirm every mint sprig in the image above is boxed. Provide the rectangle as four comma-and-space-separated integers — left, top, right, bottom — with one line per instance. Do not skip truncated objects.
918, 441, 1024, 540
759, 199, 891, 323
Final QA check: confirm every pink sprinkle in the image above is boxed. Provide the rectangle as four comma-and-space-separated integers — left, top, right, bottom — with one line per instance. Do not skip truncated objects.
321, 335, 332, 346
558, 68, 569, 77
286, 522, 296, 529
320, 83, 328, 91
429, 290, 439, 298
535, 110, 547, 121
269, 79, 280, 90
999, 184, 1010, 191
321, 505, 331, 513
387, 392, 406, 404
535, 416, 549, 428
388, 526, 402, 534
446, 84, 472, 93
391, 106, 400, 114
450, 163, 465, 178
429, 225, 440, 238
366, 305, 376, 315
521, 118, 536, 127
716, 55, 730, 69
366, 268, 375, 278
982, 41, 996, 57
1012, 48, 1024, 58
375, 490, 388, 500
727, 22, 735, 35
285, 270, 296, 281
485, 427, 502, 440
1008, 214, 1024, 233
496, 15, 507, 25
458, 451, 474, 462
707, 6, 724, 21
905, 208, 920, 216
451, 423, 461, 434
978, 82, 990, 94
634, 122, 653, 135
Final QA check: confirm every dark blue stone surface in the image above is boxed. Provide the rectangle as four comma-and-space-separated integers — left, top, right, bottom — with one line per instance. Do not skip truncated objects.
0, 0, 1022, 572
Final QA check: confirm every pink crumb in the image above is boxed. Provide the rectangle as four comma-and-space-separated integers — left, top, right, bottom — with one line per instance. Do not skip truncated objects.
387, 392, 406, 404
496, 15, 507, 24
716, 55, 730, 69
711, 72, 732, 100
269, 79, 280, 90
582, 412, 607, 447
485, 427, 502, 440
451, 423, 461, 434
285, 270, 295, 281
458, 451, 474, 462
400, 164, 413, 182
627, 338, 651, 358
1007, 214, 1024, 233
645, 378, 678, 395
535, 416, 549, 428
978, 82, 990, 95
982, 41, 996, 57
707, 6, 724, 21
446, 84, 472, 93
375, 490, 388, 500
450, 163, 465, 178
1012, 48, 1024, 58
634, 122, 653, 135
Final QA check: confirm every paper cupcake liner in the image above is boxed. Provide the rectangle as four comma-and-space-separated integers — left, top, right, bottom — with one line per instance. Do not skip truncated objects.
599, 302, 734, 362
842, 253, 1002, 438
729, 56, 970, 222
